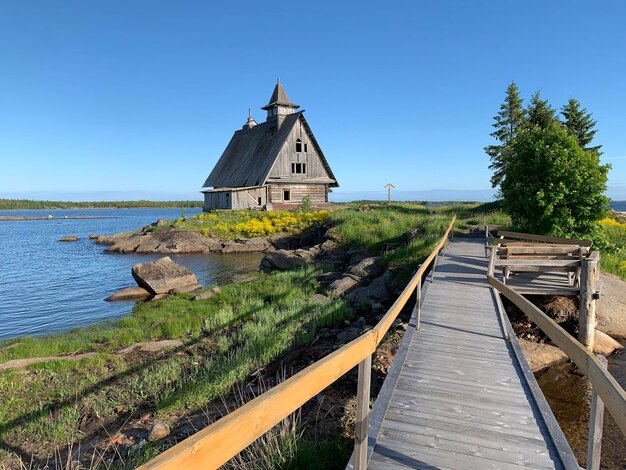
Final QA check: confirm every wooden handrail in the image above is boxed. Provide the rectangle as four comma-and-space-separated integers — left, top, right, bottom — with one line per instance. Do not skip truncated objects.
488, 275, 626, 436
497, 230, 593, 247
138, 216, 457, 470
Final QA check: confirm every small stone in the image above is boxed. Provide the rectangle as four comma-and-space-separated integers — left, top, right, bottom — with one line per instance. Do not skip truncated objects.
59, 235, 79, 242
88, 234, 99, 239
148, 422, 170, 442
194, 286, 221, 301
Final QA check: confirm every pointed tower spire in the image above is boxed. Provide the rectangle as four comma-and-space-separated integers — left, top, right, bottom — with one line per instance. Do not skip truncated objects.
262, 81, 299, 131
243, 106, 257, 130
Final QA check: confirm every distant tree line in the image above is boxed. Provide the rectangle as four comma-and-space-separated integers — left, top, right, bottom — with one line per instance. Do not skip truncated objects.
0, 199, 204, 210
485, 82, 610, 238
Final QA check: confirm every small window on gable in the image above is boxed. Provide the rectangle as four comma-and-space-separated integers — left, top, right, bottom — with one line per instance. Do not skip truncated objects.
291, 163, 306, 174
296, 139, 302, 153
283, 190, 291, 201
304, 143, 308, 153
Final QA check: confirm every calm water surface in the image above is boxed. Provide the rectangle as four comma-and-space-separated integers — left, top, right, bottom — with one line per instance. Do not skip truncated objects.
0, 208, 263, 341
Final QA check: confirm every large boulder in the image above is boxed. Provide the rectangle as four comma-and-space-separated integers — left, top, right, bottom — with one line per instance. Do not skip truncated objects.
327, 276, 360, 297
597, 273, 626, 339
260, 250, 309, 271
220, 237, 274, 254
106, 286, 152, 302
593, 329, 624, 356
132, 257, 199, 295
347, 273, 390, 305
105, 230, 221, 254
348, 257, 382, 279
518, 339, 568, 373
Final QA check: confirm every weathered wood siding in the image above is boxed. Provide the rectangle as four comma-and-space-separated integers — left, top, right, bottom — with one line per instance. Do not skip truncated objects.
204, 188, 266, 211
268, 117, 331, 180
203, 191, 232, 210
268, 184, 326, 204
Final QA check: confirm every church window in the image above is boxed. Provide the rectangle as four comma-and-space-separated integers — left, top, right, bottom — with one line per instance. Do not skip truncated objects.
291, 163, 306, 174
296, 139, 302, 152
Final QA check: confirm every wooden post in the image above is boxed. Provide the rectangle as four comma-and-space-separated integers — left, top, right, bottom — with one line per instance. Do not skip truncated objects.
579, 252, 599, 350
488, 247, 496, 276
586, 354, 608, 470
354, 354, 372, 470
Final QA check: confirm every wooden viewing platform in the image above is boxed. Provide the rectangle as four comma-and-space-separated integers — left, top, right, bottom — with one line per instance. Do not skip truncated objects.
357, 237, 578, 469
139, 220, 626, 470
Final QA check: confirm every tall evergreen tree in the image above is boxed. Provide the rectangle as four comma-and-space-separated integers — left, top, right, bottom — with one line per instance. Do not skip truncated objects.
525, 91, 556, 129
485, 82, 525, 188
561, 98, 602, 154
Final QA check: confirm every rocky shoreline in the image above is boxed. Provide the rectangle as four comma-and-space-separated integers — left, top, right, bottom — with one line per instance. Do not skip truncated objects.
98, 219, 626, 372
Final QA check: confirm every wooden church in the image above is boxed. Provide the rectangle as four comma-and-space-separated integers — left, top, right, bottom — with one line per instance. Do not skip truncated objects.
201, 81, 339, 211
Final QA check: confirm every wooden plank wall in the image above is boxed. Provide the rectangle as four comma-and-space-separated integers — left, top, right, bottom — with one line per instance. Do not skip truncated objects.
268, 184, 326, 204
203, 192, 232, 210
268, 117, 330, 180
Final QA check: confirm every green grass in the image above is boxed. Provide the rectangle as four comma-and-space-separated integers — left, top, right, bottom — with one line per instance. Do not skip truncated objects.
0, 269, 353, 451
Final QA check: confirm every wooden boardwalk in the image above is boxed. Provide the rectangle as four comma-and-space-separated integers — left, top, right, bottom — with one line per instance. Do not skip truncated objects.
360, 237, 579, 469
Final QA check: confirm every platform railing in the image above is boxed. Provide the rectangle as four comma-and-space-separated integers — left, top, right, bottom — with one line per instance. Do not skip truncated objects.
489, 275, 626, 470
137, 216, 456, 470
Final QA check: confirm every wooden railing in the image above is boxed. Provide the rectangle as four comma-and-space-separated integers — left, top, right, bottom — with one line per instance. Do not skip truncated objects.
137, 216, 457, 470
489, 275, 626, 470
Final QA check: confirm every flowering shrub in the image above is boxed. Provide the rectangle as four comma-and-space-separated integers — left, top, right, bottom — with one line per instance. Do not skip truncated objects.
184, 210, 329, 239
599, 217, 626, 229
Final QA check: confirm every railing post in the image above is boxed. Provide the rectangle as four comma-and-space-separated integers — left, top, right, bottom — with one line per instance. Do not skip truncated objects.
579, 252, 599, 350
416, 277, 422, 330
354, 354, 372, 470
586, 354, 608, 470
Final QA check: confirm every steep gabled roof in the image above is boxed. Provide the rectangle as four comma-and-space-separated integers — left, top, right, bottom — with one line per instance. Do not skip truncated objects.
202, 112, 338, 189
202, 113, 301, 189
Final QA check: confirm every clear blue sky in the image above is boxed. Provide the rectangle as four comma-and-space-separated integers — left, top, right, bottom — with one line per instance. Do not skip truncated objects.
1, 1, 625, 201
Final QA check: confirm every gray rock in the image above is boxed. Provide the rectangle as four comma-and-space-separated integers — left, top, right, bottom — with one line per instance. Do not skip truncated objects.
168, 283, 202, 294
220, 237, 274, 254
593, 330, 624, 356
148, 422, 170, 442
132, 257, 199, 295
519, 338, 568, 373
107, 230, 220, 254
88, 234, 99, 240
269, 235, 291, 250
327, 276, 360, 297
194, 287, 222, 301
349, 257, 381, 279
260, 250, 309, 271
337, 327, 361, 342
348, 250, 370, 266
311, 293, 329, 303
105, 286, 153, 302
316, 272, 343, 285
597, 273, 626, 339
59, 235, 78, 242
402, 227, 425, 245
347, 274, 389, 304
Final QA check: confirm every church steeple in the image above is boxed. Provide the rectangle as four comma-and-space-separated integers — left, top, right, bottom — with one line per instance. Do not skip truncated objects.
262, 79, 300, 131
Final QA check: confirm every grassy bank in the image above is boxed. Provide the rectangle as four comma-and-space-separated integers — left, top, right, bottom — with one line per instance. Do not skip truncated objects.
0, 202, 504, 468
0, 199, 203, 210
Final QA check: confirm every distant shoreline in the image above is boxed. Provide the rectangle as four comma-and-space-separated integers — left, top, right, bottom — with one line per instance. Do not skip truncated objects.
0, 199, 203, 210
0, 215, 113, 221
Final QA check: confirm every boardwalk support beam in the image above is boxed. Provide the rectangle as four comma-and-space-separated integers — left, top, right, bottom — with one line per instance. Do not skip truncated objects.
354, 354, 372, 470
587, 354, 608, 470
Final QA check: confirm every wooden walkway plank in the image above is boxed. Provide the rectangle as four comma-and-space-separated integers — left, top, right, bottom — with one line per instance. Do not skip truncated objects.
361, 237, 578, 469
